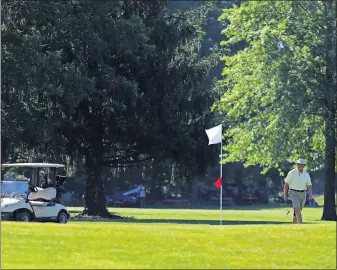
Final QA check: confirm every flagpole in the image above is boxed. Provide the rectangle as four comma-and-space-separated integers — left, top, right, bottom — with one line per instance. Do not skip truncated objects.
220, 125, 222, 225
205, 123, 223, 225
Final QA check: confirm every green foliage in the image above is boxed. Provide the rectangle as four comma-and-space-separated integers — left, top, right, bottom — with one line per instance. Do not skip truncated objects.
1, 0, 223, 213
214, 1, 336, 174
1, 0, 220, 166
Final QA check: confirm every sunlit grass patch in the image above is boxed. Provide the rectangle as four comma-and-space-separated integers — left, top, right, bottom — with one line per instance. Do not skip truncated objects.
1, 207, 335, 269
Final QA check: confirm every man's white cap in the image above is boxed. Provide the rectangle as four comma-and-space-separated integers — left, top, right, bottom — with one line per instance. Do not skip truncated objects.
295, 158, 306, 165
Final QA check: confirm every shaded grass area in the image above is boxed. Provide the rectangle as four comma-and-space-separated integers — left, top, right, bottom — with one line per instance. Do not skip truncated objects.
1, 207, 336, 269
67, 205, 324, 224
68, 202, 310, 212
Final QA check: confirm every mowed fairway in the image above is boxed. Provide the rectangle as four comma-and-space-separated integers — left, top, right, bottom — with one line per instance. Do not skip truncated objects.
1, 206, 336, 269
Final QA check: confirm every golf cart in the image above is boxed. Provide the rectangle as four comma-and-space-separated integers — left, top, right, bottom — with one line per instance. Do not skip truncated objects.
1, 163, 70, 223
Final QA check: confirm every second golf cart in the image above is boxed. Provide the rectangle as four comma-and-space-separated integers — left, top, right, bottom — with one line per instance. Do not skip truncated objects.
1, 163, 70, 223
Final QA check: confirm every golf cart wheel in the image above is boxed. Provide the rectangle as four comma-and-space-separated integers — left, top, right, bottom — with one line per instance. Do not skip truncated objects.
57, 211, 68, 224
15, 211, 31, 222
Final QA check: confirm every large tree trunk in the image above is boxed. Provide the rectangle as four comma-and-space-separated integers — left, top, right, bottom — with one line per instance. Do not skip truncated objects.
321, 109, 337, 220
321, 1, 336, 221
81, 111, 111, 217
82, 153, 111, 217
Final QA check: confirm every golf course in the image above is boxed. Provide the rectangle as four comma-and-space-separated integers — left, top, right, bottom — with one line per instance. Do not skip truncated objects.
2, 0, 337, 269
1, 205, 336, 269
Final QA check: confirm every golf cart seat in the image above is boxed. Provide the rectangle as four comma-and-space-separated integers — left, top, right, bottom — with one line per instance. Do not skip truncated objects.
29, 201, 53, 207
28, 187, 57, 201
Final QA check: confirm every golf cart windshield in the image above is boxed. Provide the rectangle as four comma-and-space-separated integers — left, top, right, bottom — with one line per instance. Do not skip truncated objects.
1, 181, 29, 198
2, 166, 31, 181
2, 163, 65, 188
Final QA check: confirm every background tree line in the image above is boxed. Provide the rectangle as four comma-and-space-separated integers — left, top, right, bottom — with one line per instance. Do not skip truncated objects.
2, 0, 336, 220
2, 0, 227, 216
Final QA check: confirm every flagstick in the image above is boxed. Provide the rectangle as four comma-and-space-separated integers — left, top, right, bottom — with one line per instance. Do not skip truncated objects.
205, 124, 223, 225
220, 126, 223, 225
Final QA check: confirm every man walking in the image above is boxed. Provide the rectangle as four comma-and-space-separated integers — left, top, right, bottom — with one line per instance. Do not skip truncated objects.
283, 158, 313, 224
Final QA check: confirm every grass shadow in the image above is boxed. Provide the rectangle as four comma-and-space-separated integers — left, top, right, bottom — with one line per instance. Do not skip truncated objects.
68, 217, 305, 225
69, 209, 83, 214
68, 205, 323, 214
127, 204, 282, 210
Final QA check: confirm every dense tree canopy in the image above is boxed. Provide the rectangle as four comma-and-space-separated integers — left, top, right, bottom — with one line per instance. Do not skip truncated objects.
1, 0, 221, 215
214, 0, 336, 220
3, 0, 334, 219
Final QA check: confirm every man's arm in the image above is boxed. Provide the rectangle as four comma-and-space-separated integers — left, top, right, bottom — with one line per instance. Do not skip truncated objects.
283, 171, 292, 201
307, 174, 313, 200
283, 182, 289, 201
307, 185, 313, 200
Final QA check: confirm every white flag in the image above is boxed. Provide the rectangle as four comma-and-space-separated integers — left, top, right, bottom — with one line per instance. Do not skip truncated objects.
205, 124, 222, 145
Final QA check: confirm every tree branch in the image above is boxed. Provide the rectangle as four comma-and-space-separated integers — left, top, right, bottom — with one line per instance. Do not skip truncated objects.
103, 156, 154, 166
270, 1, 284, 21
106, 160, 154, 168
297, 2, 325, 30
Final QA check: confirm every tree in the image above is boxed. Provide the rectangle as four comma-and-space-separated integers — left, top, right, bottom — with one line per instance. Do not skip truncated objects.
2, 0, 221, 215
1, 1, 70, 163
214, 1, 336, 220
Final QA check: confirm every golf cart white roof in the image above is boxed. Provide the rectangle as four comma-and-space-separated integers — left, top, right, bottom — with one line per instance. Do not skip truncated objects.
1, 163, 65, 168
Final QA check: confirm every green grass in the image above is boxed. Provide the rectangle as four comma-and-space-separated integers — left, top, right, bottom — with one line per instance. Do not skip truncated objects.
314, 194, 337, 207
315, 195, 324, 206
1, 206, 336, 269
